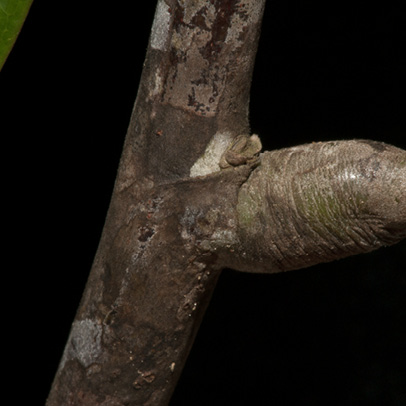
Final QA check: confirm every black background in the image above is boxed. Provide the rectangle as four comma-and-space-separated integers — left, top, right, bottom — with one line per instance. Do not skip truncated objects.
2, 1, 405, 405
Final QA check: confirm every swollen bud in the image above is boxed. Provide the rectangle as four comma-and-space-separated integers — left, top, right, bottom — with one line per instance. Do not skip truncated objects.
234, 140, 406, 273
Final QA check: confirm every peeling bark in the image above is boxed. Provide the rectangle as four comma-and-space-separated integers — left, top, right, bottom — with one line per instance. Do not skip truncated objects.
46, 1, 406, 405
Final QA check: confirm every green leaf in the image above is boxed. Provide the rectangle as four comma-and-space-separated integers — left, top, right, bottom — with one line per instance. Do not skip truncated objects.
0, 0, 34, 71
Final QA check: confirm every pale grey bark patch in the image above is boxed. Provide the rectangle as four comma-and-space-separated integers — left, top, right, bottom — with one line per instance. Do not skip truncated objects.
61, 318, 102, 369
189, 131, 233, 177
150, 0, 171, 51
225, 1, 266, 44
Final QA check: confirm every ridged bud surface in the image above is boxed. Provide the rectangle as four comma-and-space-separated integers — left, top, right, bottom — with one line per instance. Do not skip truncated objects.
235, 140, 406, 273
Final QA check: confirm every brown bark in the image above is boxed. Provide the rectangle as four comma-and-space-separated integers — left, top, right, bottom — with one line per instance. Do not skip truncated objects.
46, 1, 406, 405
47, 1, 266, 405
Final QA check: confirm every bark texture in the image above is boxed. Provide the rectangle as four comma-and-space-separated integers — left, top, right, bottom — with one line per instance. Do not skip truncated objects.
46, 1, 406, 405
47, 1, 266, 405
227, 140, 406, 273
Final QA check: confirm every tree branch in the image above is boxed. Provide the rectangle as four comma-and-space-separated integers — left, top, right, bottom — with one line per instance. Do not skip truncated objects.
222, 140, 406, 272
46, 1, 405, 405
46, 1, 266, 405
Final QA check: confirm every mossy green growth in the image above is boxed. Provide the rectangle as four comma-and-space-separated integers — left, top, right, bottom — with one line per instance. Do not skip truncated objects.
237, 186, 261, 230
294, 180, 368, 241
